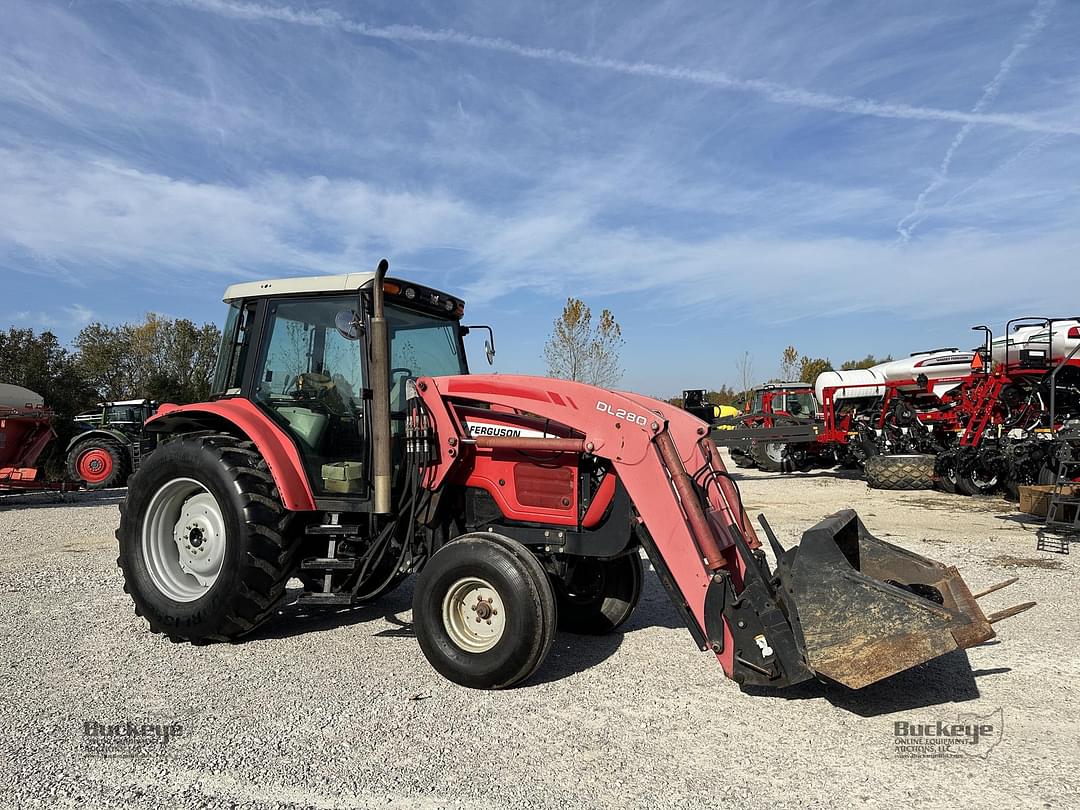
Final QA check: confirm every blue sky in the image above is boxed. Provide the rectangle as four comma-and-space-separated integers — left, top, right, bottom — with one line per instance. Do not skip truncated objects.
2, 0, 1079, 396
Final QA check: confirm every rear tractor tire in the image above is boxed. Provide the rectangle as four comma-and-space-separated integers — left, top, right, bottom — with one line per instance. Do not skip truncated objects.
116, 433, 299, 643
67, 438, 129, 489
413, 532, 556, 689
553, 553, 643, 635
864, 454, 935, 491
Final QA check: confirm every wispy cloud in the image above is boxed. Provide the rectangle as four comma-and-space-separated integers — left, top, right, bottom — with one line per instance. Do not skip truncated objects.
3, 147, 1078, 325
943, 133, 1061, 209
150, 0, 1080, 137
6, 0, 1080, 391
895, 0, 1056, 243
63, 304, 96, 327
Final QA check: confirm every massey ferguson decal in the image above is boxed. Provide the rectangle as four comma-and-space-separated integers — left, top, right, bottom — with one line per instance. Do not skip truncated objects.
461, 421, 553, 439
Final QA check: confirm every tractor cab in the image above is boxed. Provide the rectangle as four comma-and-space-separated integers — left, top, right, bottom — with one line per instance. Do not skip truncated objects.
750, 382, 820, 419
74, 399, 157, 432
210, 272, 476, 499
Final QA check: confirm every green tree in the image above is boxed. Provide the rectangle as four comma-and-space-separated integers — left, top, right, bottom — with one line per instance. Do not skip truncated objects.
0, 327, 93, 419
704, 386, 738, 406
543, 298, 624, 387
75, 314, 220, 403
799, 356, 833, 383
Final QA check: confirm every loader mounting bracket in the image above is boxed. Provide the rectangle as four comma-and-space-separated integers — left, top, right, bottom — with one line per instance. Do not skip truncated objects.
705, 529, 814, 689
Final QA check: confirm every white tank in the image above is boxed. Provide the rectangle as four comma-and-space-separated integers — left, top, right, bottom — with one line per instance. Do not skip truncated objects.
814, 369, 885, 403
991, 321, 1080, 364
871, 350, 975, 383
815, 349, 976, 403
0, 384, 44, 411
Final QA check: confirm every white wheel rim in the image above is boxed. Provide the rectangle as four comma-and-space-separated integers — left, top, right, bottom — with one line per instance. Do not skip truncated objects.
441, 577, 506, 653
766, 443, 785, 463
141, 477, 227, 602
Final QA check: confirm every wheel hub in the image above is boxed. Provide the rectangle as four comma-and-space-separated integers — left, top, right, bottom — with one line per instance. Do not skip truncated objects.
442, 578, 505, 652
472, 597, 494, 621
172, 493, 224, 579
77, 448, 114, 483
142, 479, 227, 602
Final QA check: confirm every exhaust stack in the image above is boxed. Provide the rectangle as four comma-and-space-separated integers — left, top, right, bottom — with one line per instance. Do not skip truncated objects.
371, 258, 392, 514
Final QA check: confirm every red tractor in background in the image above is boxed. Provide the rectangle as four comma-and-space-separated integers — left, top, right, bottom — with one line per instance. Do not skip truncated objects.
1, 384, 58, 491
726, 382, 827, 472
817, 320, 1080, 495
115, 261, 1030, 691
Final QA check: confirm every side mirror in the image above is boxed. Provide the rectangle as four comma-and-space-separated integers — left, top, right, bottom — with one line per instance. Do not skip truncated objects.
463, 325, 496, 366
335, 310, 363, 340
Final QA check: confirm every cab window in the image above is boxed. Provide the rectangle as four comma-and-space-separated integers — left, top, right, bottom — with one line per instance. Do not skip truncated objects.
254, 295, 366, 497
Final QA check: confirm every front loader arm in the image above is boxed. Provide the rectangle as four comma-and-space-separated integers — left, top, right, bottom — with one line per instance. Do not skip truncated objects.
414, 374, 761, 680
413, 374, 1031, 690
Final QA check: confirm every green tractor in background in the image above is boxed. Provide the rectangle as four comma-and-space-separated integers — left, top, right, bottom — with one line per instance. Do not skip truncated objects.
66, 400, 158, 489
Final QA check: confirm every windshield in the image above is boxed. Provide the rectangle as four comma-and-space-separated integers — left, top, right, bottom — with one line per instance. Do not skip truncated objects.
387, 305, 467, 379
781, 391, 816, 416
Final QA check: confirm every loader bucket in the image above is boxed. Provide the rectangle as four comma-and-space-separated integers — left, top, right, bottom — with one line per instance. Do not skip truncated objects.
777, 511, 1021, 689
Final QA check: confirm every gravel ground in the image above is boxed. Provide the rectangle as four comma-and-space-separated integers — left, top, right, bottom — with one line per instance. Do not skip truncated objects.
1, 457, 1077, 809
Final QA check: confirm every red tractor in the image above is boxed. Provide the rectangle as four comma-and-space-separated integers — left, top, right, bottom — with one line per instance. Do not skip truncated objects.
728, 382, 826, 472
116, 262, 1030, 690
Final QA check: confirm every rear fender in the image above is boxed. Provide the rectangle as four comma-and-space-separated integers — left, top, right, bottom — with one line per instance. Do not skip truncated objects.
147, 400, 315, 511
65, 427, 129, 454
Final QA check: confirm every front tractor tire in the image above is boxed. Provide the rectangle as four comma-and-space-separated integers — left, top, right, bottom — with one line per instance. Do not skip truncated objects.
413, 533, 557, 689
553, 553, 643, 634
116, 433, 298, 643
67, 438, 129, 489
750, 441, 791, 472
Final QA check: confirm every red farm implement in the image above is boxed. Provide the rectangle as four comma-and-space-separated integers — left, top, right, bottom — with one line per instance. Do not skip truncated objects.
735, 317, 1080, 496
0, 384, 81, 494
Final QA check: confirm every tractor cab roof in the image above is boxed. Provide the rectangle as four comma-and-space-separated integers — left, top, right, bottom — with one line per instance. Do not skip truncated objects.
223, 272, 377, 302
223, 272, 465, 318
758, 381, 812, 391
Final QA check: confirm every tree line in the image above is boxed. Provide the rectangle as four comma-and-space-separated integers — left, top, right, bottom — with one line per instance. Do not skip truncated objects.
1, 315, 220, 473
1, 315, 220, 419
